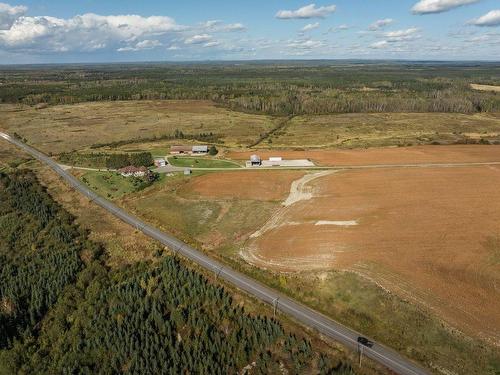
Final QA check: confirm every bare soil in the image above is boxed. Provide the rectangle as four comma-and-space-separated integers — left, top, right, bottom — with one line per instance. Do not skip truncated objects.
471, 84, 500, 92
244, 165, 500, 343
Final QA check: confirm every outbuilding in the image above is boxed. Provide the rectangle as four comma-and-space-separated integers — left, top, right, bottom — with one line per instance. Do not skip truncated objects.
170, 145, 192, 154
154, 158, 166, 167
250, 155, 262, 166
192, 145, 208, 154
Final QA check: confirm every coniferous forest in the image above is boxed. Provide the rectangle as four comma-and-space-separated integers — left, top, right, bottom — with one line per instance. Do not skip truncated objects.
0, 170, 355, 374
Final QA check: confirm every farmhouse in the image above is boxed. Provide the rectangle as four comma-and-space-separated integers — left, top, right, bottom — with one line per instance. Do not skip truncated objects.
170, 145, 209, 155
118, 166, 148, 177
154, 158, 166, 167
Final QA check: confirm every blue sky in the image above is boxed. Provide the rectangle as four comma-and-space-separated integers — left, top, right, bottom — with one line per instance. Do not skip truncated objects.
0, 0, 498, 63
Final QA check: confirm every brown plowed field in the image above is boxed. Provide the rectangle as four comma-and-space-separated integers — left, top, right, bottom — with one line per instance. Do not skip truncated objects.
227, 145, 500, 166
180, 170, 305, 201
244, 165, 500, 342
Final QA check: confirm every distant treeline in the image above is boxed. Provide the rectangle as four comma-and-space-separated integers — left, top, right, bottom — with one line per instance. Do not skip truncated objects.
0, 62, 499, 115
0, 170, 355, 374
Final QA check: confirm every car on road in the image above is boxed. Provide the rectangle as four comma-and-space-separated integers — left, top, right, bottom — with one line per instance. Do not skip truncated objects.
357, 336, 374, 348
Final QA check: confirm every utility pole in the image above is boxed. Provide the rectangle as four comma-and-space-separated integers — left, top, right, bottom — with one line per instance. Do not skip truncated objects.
214, 266, 223, 280
272, 297, 279, 318
358, 343, 364, 368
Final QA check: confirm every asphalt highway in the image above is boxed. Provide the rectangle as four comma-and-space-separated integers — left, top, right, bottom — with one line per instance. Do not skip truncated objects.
1, 131, 430, 375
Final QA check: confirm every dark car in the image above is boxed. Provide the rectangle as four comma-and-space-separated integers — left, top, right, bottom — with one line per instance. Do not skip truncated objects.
357, 336, 374, 348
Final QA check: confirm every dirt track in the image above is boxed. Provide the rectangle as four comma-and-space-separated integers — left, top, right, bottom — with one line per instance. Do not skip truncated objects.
244, 165, 500, 343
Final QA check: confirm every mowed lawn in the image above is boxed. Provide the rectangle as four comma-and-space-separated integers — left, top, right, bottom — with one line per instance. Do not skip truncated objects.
168, 156, 240, 169
78, 170, 142, 199
0, 100, 278, 153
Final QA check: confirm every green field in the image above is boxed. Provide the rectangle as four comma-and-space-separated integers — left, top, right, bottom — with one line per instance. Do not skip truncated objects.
168, 156, 241, 169
79, 170, 147, 199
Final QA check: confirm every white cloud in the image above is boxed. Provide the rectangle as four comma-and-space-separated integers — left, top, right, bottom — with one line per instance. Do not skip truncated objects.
384, 27, 420, 41
0, 12, 182, 52
202, 20, 221, 29
276, 4, 336, 19
117, 39, 162, 52
470, 10, 500, 27
412, 0, 480, 15
203, 41, 220, 48
184, 34, 212, 44
369, 18, 393, 31
0, 2, 26, 30
325, 24, 349, 33
200, 20, 246, 32
370, 28, 421, 49
370, 40, 389, 49
223, 23, 246, 32
301, 22, 320, 32
287, 39, 325, 50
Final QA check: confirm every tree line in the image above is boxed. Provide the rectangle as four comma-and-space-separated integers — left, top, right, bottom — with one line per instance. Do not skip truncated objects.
0, 63, 498, 115
0, 170, 356, 374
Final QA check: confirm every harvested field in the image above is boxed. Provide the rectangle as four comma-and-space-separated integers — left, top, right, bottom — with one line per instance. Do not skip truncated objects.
180, 170, 305, 201
265, 112, 500, 148
243, 165, 500, 343
0, 100, 277, 153
471, 84, 500, 92
228, 144, 500, 167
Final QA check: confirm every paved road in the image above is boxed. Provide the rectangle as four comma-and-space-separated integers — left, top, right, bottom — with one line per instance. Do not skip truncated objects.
1, 131, 430, 375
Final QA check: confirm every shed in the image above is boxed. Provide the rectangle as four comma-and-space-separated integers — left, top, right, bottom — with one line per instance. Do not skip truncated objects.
170, 145, 192, 154
192, 145, 208, 154
250, 155, 262, 166
184, 168, 192, 175
154, 158, 166, 167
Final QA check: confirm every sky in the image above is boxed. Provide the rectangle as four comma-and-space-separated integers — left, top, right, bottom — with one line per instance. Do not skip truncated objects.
0, 0, 499, 64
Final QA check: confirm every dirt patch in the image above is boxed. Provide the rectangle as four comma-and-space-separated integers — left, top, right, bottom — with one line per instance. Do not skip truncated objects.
283, 170, 335, 207
228, 145, 500, 167
244, 165, 500, 343
471, 84, 500, 92
179, 170, 305, 201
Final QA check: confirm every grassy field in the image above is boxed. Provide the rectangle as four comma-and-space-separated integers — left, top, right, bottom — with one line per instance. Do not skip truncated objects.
2, 101, 500, 156
76, 170, 147, 200
0, 100, 278, 154
120, 171, 279, 249
168, 156, 241, 169
265, 112, 500, 148
118, 167, 500, 375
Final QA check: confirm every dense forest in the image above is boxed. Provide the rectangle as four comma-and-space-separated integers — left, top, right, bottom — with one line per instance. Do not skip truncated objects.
0, 61, 499, 115
0, 170, 355, 374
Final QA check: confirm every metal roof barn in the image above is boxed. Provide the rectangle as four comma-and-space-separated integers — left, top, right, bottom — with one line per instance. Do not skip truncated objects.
192, 145, 208, 153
